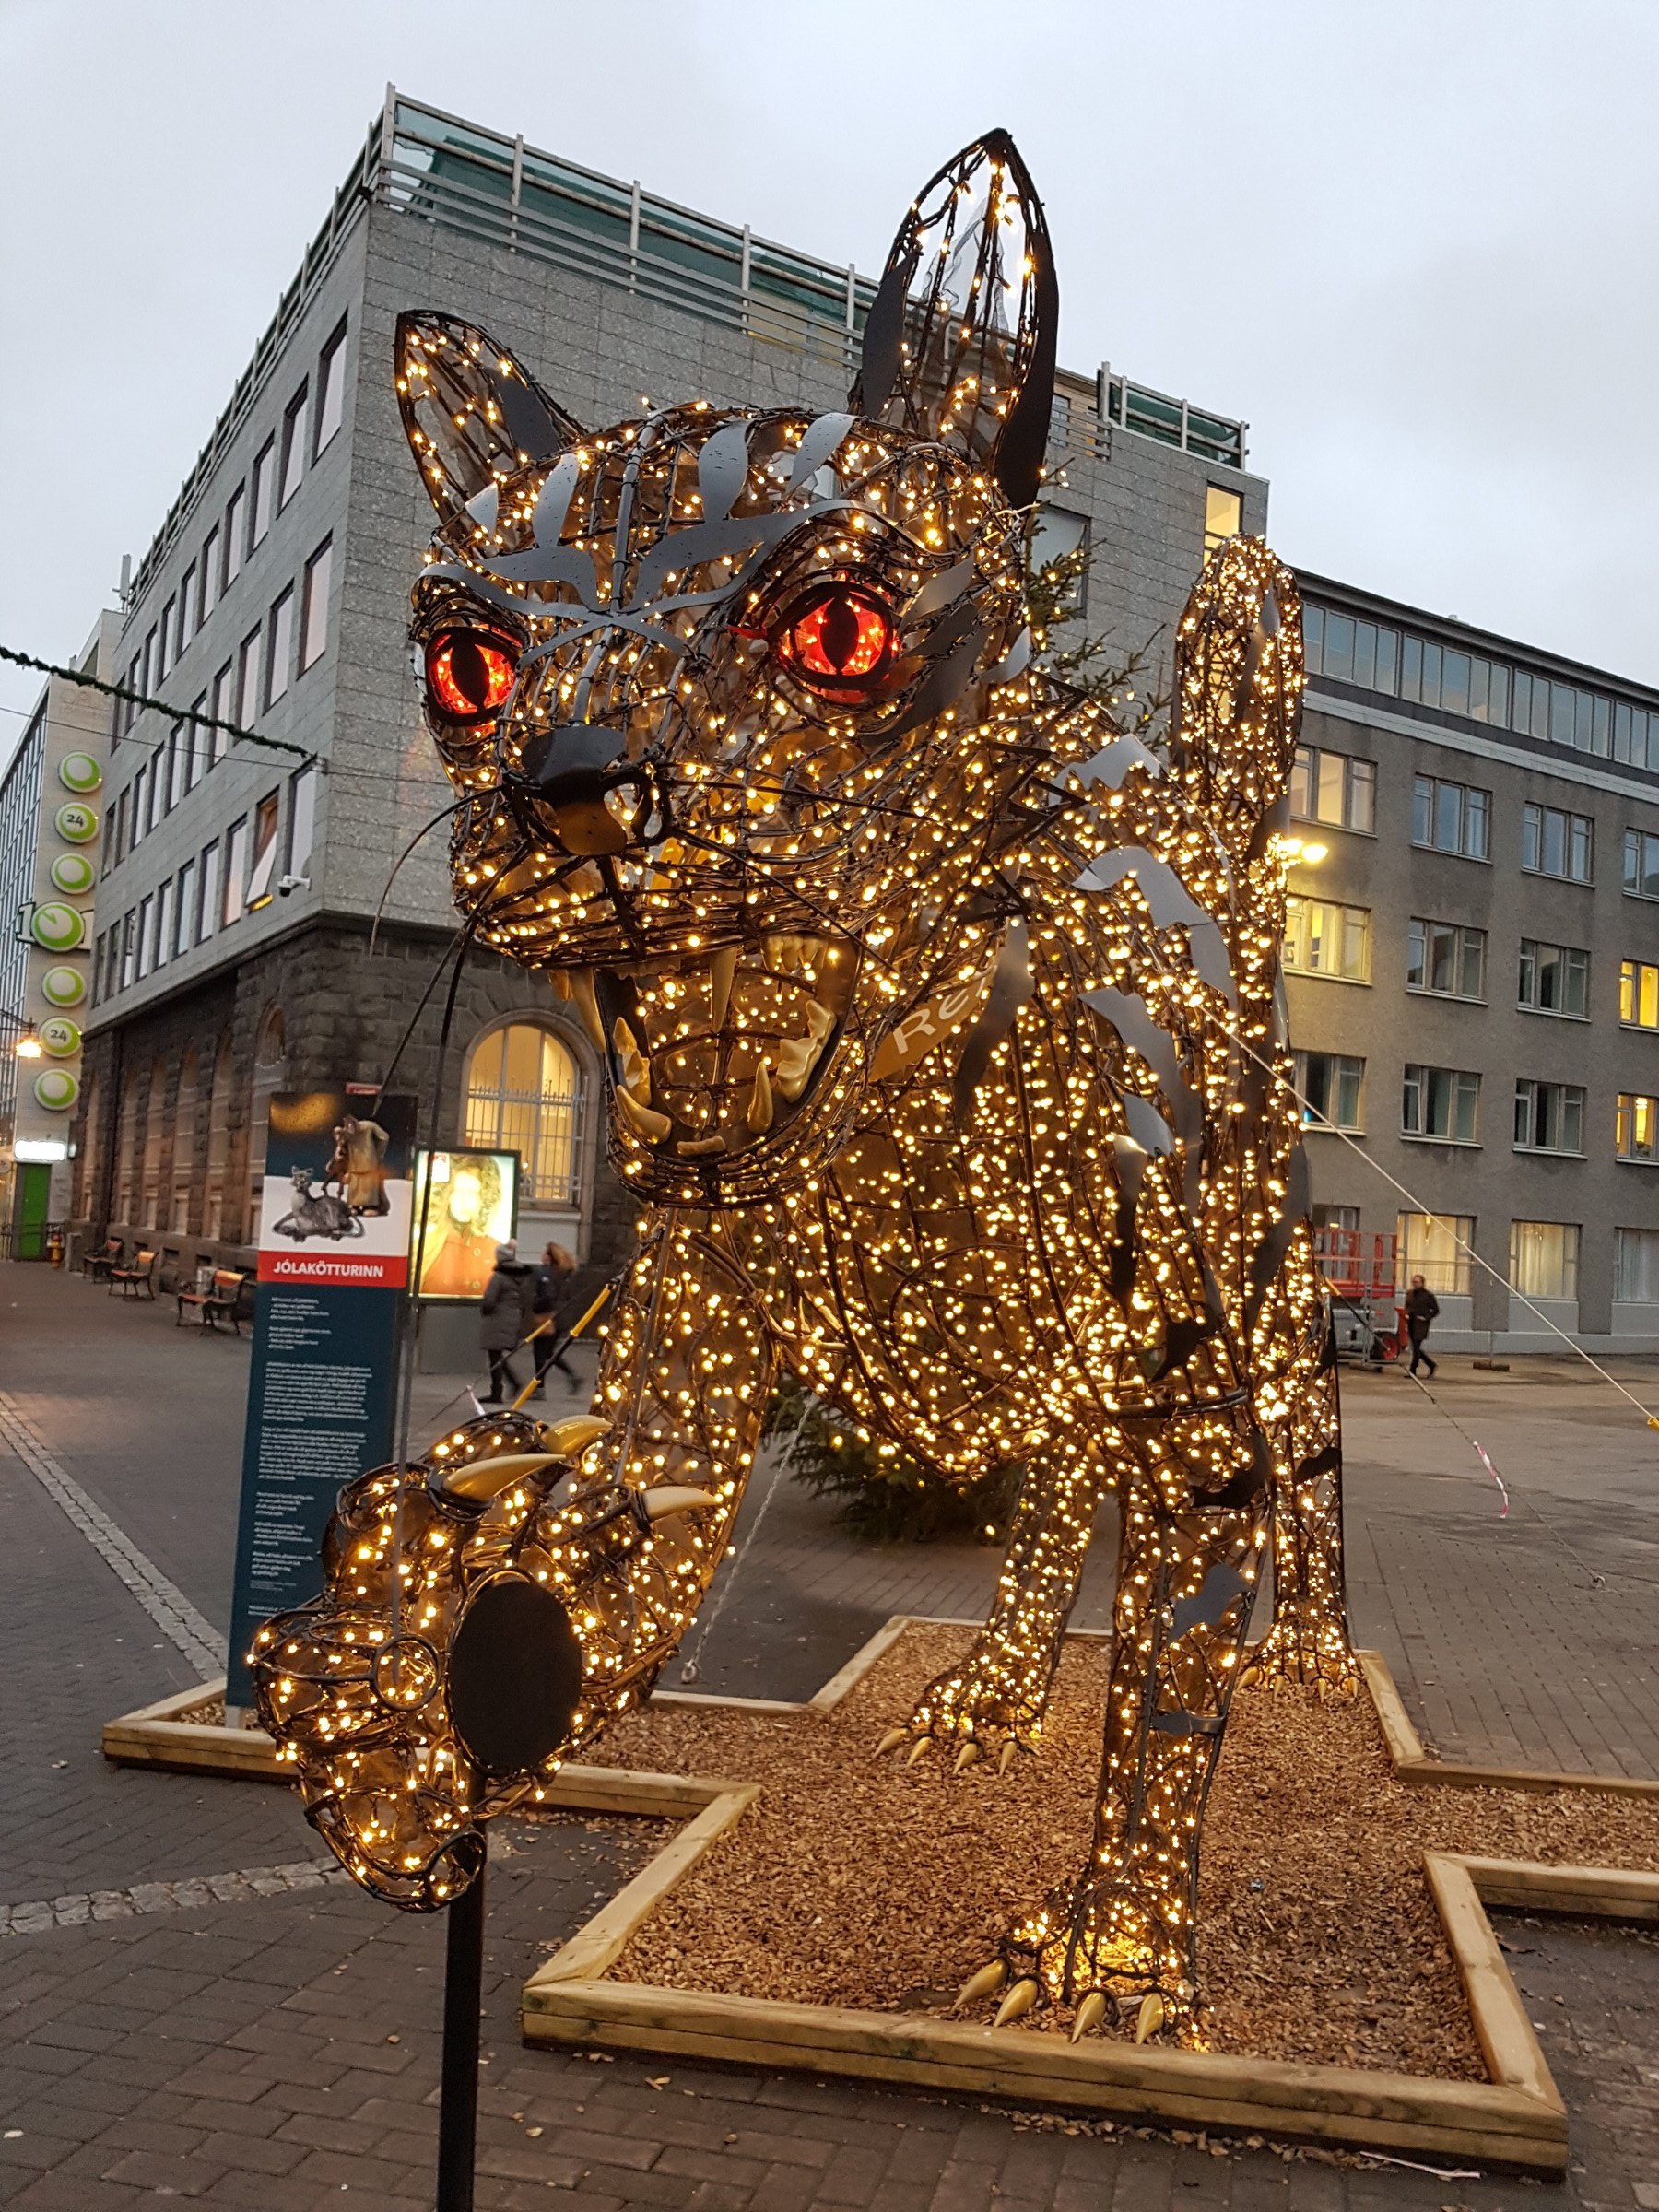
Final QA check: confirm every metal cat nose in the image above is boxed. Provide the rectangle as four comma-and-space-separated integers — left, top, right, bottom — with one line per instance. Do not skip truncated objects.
513, 724, 647, 856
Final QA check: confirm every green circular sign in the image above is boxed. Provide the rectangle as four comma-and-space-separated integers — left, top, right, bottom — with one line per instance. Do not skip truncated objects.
58, 753, 102, 794
33, 1067, 79, 1112
39, 1017, 81, 1058
50, 853, 96, 897
40, 965, 87, 1009
54, 800, 99, 844
31, 903, 86, 953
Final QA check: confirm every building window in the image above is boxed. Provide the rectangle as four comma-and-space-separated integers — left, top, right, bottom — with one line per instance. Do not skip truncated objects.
1290, 745, 1376, 834
1522, 802, 1593, 882
288, 765, 317, 878
1030, 505, 1088, 615
223, 817, 249, 925
1513, 1079, 1584, 1155
1402, 1064, 1480, 1143
135, 893, 155, 980
1284, 896, 1371, 981
246, 794, 281, 910
224, 485, 246, 585
178, 564, 197, 655
1624, 827, 1659, 900
140, 626, 157, 698
278, 383, 308, 511
235, 628, 262, 725
1411, 773, 1489, 860
120, 910, 137, 990
300, 538, 332, 671
314, 320, 347, 456
1293, 1051, 1363, 1130
1203, 485, 1241, 559
1509, 1220, 1580, 1301
1620, 959, 1659, 1030
171, 1048, 198, 1235
265, 588, 295, 707
154, 879, 174, 971
200, 524, 220, 622
1406, 918, 1486, 1000
209, 661, 233, 768
1517, 939, 1589, 1018
204, 1032, 234, 1241
463, 1023, 586, 1207
251, 439, 276, 548
176, 857, 196, 955
199, 841, 221, 942
158, 597, 176, 682
139, 1062, 168, 1228
1395, 1210, 1473, 1295
1617, 1094, 1658, 1164
1615, 1227, 1659, 1302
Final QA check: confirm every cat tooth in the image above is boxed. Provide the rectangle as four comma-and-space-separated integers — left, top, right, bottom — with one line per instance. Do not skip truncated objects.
675, 1135, 726, 1157
773, 1033, 821, 1101
747, 1060, 774, 1133
569, 969, 606, 1051
615, 1086, 672, 1144
764, 933, 802, 974
804, 997, 835, 1041
612, 1018, 650, 1102
709, 944, 739, 1030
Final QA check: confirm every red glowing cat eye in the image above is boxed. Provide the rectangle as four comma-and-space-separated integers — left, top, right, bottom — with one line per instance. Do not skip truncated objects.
775, 586, 896, 698
424, 629, 520, 723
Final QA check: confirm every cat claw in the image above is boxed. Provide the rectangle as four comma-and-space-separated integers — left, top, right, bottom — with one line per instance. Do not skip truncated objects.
952, 1741, 982, 1773
875, 1727, 909, 1758
1071, 1991, 1108, 2042
954, 1959, 1006, 2013
905, 1737, 932, 1765
993, 1976, 1040, 2029
1135, 1992, 1166, 2043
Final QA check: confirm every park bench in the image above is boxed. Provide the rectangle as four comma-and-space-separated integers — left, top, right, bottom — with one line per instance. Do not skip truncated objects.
175, 1266, 253, 1335
108, 1248, 158, 1300
82, 1237, 123, 1283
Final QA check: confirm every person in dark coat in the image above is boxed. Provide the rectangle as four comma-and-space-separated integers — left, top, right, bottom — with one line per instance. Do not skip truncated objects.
478, 1241, 535, 1403
530, 1242, 580, 1396
1404, 1274, 1440, 1377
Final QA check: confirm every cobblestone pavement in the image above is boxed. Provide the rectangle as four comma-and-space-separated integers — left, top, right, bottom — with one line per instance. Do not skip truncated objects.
3, 1261, 1658, 2207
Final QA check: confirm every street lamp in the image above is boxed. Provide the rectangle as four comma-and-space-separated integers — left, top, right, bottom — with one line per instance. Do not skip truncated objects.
0, 1009, 43, 1058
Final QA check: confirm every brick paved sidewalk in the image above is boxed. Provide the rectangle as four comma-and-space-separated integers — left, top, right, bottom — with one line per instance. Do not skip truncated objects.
4, 1261, 1659, 2206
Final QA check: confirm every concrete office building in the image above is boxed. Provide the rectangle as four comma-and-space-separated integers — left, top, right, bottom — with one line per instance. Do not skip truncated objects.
73, 88, 1263, 1320
1287, 577, 1659, 1350
0, 616, 120, 1254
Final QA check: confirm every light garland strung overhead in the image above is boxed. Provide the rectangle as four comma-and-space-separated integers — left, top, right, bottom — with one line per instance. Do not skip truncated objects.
252, 128, 1357, 2037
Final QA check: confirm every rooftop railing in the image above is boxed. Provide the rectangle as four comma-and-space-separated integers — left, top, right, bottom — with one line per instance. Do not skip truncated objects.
127, 91, 1248, 608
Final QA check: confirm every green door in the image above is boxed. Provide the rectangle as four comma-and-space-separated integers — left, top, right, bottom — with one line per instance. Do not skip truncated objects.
14, 1162, 51, 1261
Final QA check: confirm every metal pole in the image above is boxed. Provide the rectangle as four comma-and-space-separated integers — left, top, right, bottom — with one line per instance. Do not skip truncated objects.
436, 1858, 487, 2212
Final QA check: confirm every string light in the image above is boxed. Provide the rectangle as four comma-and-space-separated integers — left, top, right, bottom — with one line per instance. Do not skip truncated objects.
252, 133, 1357, 2041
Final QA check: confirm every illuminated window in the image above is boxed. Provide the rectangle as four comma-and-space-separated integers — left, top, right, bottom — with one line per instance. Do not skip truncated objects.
1284, 896, 1371, 981
315, 321, 348, 456
1395, 1210, 1473, 1294
1513, 1079, 1584, 1155
1411, 774, 1489, 860
245, 794, 281, 910
1407, 918, 1485, 999
1203, 485, 1241, 558
1620, 959, 1659, 1030
1292, 1051, 1362, 1130
1402, 1065, 1479, 1143
1522, 802, 1593, 882
1518, 940, 1589, 1018
463, 1023, 585, 1207
1509, 1220, 1580, 1301
1616, 1094, 1658, 1164
1290, 745, 1375, 833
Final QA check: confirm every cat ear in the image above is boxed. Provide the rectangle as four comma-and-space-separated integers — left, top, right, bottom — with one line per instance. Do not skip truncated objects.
395, 312, 585, 523
851, 131, 1057, 508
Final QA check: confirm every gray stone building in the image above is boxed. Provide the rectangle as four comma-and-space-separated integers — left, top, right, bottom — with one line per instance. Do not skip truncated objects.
1288, 575, 1659, 1350
74, 90, 1259, 1339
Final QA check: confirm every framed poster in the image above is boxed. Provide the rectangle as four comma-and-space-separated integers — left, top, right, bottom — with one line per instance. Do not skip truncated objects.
409, 1147, 521, 1301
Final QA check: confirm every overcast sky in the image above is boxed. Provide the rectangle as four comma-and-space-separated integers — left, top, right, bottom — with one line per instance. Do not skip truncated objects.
6, 0, 1658, 742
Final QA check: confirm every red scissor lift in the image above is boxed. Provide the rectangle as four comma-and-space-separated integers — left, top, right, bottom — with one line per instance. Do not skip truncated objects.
1313, 1228, 1400, 1362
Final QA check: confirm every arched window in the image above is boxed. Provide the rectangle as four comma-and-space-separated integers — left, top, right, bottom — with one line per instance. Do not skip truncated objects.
204, 1033, 233, 1240
139, 1061, 168, 1228
463, 1023, 584, 1207
171, 1048, 199, 1233
248, 1007, 288, 1226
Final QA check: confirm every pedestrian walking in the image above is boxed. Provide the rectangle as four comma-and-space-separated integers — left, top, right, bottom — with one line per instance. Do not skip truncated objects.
478, 1241, 535, 1403
530, 1242, 580, 1396
1404, 1273, 1440, 1377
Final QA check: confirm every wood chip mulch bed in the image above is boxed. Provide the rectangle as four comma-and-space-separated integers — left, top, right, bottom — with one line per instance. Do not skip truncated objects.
587, 1623, 1659, 2080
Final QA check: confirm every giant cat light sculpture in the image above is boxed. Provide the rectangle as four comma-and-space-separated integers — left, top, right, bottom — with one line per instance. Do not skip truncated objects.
253, 131, 1356, 2040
